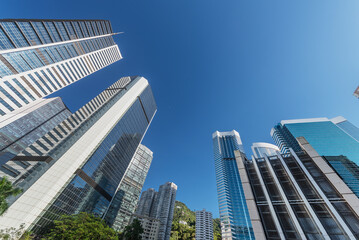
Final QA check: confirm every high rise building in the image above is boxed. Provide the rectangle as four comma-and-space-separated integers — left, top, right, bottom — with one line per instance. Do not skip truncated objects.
0, 19, 122, 115
195, 209, 213, 240
271, 117, 359, 160
251, 142, 280, 158
136, 182, 177, 240
0, 76, 157, 233
104, 144, 153, 231
235, 137, 359, 239
212, 130, 254, 240
271, 116, 359, 197
0, 97, 71, 182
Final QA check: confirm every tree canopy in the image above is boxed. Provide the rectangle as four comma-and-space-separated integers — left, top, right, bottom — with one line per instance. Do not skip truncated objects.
119, 218, 143, 240
43, 212, 118, 240
0, 176, 22, 216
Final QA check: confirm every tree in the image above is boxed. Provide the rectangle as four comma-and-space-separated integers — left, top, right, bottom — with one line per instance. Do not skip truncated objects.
43, 212, 118, 240
0, 177, 22, 215
120, 218, 143, 240
0, 224, 33, 240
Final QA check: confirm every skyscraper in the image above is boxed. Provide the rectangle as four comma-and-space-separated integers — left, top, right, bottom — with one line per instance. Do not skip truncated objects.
271, 117, 359, 161
0, 97, 71, 182
0, 19, 122, 115
251, 142, 280, 158
0, 76, 157, 233
195, 209, 213, 240
212, 130, 254, 240
104, 144, 153, 231
271, 116, 359, 197
234, 138, 359, 239
136, 182, 177, 240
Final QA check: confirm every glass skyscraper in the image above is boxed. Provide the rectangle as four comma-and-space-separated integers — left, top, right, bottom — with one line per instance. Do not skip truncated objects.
271, 116, 359, 198
212, 130, 254, 240
0, 97, 71, 182
0, 76, 157, 233
104, 144, 153, 231
0, 19, 122, 115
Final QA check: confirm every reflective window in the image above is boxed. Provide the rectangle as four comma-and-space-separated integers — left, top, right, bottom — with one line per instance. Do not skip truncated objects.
17, 22, 41, 45
0, 27, 14, 49
1, 22, 29, 48
3, 81, 29, 104
12, 78, 35, 101
43, 22, 61, 42
72, 22, 83, 39
63, 22, 77, 40
31, 22, 52, 44
0, 86, 22, 107
54, 22, 69, 41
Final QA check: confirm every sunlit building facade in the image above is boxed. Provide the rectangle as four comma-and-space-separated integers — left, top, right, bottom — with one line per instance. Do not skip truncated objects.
212, 130, 254, 240
271, 116, 359, 198
0, 76, 157, 233
235, 138, 359, 239
0, 19, 122, 115
0, 97, 71, 182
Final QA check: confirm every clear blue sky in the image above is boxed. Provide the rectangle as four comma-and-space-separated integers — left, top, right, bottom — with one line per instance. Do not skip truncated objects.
2, 0, 359, 218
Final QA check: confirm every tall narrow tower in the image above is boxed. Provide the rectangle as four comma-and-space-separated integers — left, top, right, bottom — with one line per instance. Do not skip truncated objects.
212, 130, 254, 240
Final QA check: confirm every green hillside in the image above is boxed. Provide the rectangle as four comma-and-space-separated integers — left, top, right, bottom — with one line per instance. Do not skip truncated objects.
170, 201, 221, 240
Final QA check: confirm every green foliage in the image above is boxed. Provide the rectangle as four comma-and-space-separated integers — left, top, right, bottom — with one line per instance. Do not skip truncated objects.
171, 201, 222, 240
213, 218, 222, 240
0, 177, 22, 216
0, 224, 33, 240
119, 218, 143, 240
43, 212, 118, 240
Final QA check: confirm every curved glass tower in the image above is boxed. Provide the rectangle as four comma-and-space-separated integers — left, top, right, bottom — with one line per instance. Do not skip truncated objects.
251, 142, 280, 158
212, 130, 254, 240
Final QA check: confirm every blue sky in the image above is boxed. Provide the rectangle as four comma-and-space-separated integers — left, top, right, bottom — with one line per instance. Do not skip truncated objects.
2, 0, 359, 218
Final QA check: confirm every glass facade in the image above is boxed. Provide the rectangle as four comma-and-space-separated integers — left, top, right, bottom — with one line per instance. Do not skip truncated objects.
0, 19, 121, 115
0, 97, 71, 183
212, 131, 254, 240
271, 118, 359, 200
104, 144, 153, 231
25, 77, 157, 233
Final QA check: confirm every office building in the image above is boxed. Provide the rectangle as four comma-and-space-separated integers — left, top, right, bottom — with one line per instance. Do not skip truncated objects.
104, 144, 153, 231
0, 97, 71, 183
0, 19, 122, 115
271, 116, 359, 197
235, 137, 359, 239
136, 182, 177, 240
212, 130, 254, 240
251, 142, 279, 158
195, 209, 213, 240
0, 76, 157, 233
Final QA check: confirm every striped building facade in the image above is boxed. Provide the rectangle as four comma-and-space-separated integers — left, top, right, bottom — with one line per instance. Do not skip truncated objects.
0, 19, 122, 115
